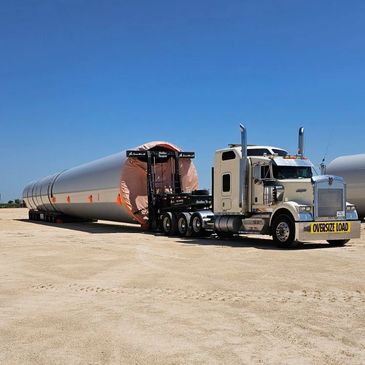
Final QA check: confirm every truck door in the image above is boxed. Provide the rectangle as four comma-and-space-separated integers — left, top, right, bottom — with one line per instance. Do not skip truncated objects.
214, 150, 240, 214
251, 162, 271, 210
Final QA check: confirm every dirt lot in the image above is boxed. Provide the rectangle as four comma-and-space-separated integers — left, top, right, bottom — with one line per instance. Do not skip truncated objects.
0, 208, 364, 365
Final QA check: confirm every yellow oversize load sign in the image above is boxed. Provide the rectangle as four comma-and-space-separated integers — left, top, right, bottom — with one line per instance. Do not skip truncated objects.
310, 222, 351, 234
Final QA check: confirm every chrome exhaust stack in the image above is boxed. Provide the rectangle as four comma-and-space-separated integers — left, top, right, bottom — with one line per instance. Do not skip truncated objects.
239, 124, 248, 213
298, 127, 304, 157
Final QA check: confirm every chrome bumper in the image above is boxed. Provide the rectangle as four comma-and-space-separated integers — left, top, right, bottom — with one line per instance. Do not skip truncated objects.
295, 220, 361, 242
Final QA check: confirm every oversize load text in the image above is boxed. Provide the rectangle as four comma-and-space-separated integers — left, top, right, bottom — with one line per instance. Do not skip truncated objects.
310, 222, 351, 233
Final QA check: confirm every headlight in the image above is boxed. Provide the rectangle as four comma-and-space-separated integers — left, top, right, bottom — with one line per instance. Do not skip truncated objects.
346, 204, 358, 220
346, 205, 356, 212
298, 205, 312, 213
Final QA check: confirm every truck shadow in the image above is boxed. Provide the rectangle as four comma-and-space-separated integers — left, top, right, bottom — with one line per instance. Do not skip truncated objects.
17, 219, 346, 250
174, 236, 341, 250
16, 219, 143, 234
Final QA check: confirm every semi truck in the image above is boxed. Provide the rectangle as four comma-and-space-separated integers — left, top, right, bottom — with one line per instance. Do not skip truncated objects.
23, 125, 361, 248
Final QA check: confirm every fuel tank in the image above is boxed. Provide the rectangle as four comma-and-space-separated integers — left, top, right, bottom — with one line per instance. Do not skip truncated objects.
326, 154, 365, 218
23, 141, 198, 225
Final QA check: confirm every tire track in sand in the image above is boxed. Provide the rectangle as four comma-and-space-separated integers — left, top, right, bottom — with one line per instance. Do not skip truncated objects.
29, 283, 365, 305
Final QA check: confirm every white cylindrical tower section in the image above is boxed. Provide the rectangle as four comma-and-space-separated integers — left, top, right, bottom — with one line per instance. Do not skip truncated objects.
23, 141, 198, 226
326, 153, 365, 218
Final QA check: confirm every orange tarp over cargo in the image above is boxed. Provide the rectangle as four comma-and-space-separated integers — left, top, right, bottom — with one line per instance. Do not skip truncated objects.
120, 141, 198, 227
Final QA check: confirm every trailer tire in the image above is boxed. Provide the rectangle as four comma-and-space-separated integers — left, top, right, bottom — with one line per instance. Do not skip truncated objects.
161, 212, 177, 236
191, 213, 204, 236
272, 214, 299, 248
327, 239, 349, 246
177, 212, 192, 237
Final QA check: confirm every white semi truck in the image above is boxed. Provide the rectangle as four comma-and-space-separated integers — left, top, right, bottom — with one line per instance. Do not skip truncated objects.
24, 125, 361, 248
158, 125, 360, 247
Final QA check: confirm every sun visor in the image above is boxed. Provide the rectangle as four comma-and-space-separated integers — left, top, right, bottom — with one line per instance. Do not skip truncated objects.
272, 157, 314, 168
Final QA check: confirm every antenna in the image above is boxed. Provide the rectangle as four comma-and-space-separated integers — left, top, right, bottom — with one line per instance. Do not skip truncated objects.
320, 158, 326, 175
320, 130, 333, 174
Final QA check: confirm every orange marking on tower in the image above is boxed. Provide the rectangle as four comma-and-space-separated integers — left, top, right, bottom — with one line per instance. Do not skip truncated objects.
88, 195, 93, 203
66, 196, 71, 203
116, 193, 122, 205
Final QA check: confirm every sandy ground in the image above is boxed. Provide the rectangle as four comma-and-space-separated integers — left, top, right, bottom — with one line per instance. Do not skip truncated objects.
0, 208, 364, 365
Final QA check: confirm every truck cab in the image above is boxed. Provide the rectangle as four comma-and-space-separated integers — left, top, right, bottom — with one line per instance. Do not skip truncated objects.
213, 126, 361, 247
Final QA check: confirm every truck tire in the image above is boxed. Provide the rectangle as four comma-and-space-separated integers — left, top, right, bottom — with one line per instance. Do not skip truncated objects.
327, 239, 349, 246
161, 212, 177, 236
191, 213, 204, 236
272, 214, 299, 248
177, 212, 192, 237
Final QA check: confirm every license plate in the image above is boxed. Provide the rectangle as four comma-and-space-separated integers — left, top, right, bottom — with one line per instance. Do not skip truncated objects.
310, 221, 351, 234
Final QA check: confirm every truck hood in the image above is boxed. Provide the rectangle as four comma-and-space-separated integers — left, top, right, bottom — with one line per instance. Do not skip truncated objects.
278, 179, 313, 206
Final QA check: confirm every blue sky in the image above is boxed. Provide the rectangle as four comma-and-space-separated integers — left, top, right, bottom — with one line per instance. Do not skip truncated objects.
1, 0, 365, 201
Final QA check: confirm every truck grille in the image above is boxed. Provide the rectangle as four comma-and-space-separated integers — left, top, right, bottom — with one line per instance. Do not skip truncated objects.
317, 188, 344, 217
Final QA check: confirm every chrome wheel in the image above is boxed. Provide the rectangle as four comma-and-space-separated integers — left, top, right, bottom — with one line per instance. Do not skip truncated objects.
276, 221, 290, 242
177, 213, 192, 237
177, 216, 188, 236
191, 215, 201, 233
162, 216, 171, 232
272, 213, 298, 248
161, 212, 176, 236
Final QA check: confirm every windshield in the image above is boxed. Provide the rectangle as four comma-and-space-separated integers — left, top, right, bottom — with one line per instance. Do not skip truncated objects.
273, 165, 313, 179
272, 149, 287, 156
